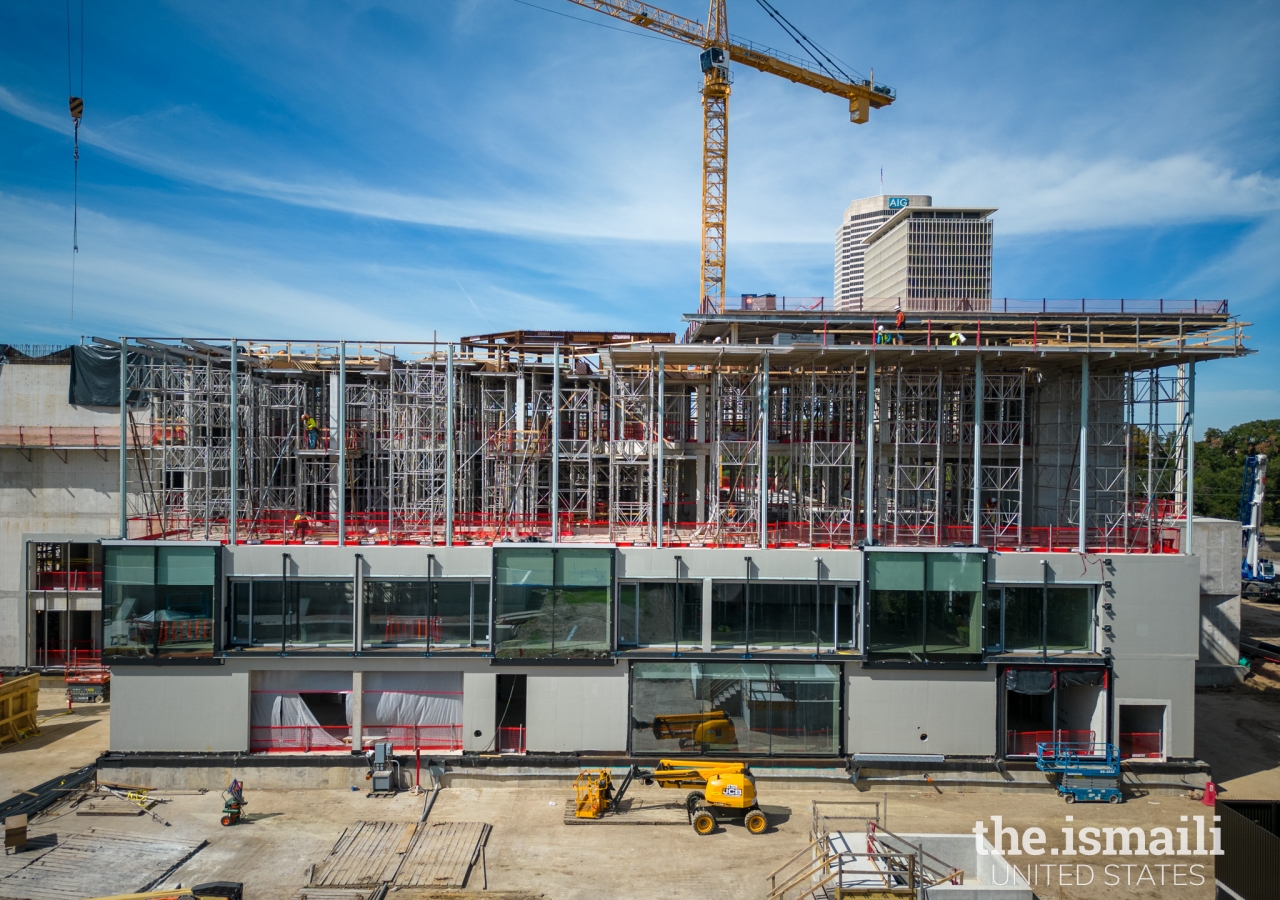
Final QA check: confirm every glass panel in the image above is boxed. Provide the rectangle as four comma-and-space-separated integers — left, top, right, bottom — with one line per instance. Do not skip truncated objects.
630, 662, 839, 756
156, 585, 214, 657
631, 582, 702, 646
231, 582, 251, 644
1003, 586, 1043, 651
866, 552, 925, 592
250, 581, 285, 645
751, 583, 820, 648
365, 581, 431, 645
866, 584, 925, 660
711, 582, 746, 647
985, 588, 1003, 651
434, 581, 472, 645
1046, 587, 1093, 650
293, 581, 354, 646
104, 546, 154, 585
924, 553, 982, 659
472, 581, 490, 645
157, 546, 216, 585
103, 583, 156, 659
619, 583, 639, 645
494, 548, 611, 658
495, 548, 553, 586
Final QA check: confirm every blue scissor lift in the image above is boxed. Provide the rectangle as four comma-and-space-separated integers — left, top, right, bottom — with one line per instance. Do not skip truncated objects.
1036, 742, 1123, 804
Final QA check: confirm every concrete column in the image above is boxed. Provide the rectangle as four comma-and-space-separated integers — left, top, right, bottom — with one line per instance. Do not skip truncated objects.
759, 354, 770, 548
701, 577, 714, 651
552, 345, 561, 544
337, 342, 346, 547
656, 351, 665, 547
695, 384, 707, 442
864, 353, 875, 543
696, 454, 707, 523
972, 352, 983, 546
118, 337, 128, 539
446, 344, 455, 547
1078, 355, 1090, 554
1185, 361, 1196, 555
351, 670, 363, 752
230, 338, 238, 546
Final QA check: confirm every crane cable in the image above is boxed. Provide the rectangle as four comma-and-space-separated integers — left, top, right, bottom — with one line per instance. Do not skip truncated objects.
751, 0, 863, 85
67, 0, 84, 319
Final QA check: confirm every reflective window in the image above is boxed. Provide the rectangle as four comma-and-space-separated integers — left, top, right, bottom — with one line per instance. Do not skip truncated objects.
494, 547, 612, 659
103, 545, 216, 659
987, 585, 1095, 654
227, 579, 352, 648
631, 662, 840, 756
363, 580, 489, 647
865, 551, 983, 663
711, 582, 857, 650
618, 581, 702, 647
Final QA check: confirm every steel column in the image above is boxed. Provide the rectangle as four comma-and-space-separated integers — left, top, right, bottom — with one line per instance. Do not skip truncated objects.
864, 353, 875, 543
552, 345, 561, 544
972, 352, 983, 546
1078, 355, 1090, 554
1185, 361, 1196, 555
656, 350, 664, 548
229, 338, 239, 545
118, 337, 128, 539
446, 344, 455, 547
759, 353, 769, 548
337, 341, 346, 547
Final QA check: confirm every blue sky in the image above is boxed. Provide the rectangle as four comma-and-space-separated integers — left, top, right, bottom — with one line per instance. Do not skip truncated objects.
1, 0, 1277, 431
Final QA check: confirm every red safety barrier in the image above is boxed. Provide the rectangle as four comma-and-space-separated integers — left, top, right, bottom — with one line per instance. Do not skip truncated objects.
497, 726, 526, 754
33, 570, 103, 591
249, 725, 350, 753
1006, 729, 1096, 757
1119, 731, 1163, 759
384, 616, 443, 643
363, 724, 463, 753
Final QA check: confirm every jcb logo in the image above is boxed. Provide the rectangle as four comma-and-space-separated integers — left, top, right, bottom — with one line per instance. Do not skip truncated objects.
723, 785, 742, 797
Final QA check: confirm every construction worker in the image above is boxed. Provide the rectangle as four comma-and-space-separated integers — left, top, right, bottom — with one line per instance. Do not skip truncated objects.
949, 330, 967, 347
302, 413, 319, 449
293, 512, 309, 540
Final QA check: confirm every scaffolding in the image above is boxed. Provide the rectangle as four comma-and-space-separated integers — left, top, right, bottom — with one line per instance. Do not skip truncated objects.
111, 308, 1239, 554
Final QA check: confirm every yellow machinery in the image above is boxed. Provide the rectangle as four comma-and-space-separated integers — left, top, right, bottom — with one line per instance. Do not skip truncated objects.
84, 884, 242, 900
563, 0, 895, 313
645, 759, 767, 835
634, 710, 737, 749
573, 760, 767, 835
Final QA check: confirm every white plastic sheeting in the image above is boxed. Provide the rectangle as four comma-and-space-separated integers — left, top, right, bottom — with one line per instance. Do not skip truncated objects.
250, 692, 347, 748
357, 672, 463, 727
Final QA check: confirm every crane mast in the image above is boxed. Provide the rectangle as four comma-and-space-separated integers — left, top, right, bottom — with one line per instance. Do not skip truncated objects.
562, 0, 895, 312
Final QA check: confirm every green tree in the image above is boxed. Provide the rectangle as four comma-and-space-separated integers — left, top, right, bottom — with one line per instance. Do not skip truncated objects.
1194, 419, 1280, 525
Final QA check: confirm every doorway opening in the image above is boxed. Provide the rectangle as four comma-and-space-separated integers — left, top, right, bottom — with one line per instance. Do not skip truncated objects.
496, 674, 527, 754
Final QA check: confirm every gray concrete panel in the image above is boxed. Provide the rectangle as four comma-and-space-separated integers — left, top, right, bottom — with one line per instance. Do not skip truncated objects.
463, 672, 496, 751
525, 669, 629, 753
847, 668, 996, 756
110, 667, 251, 752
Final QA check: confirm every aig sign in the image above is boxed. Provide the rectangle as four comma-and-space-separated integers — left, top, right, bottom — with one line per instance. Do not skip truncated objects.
887, 196, 910, 210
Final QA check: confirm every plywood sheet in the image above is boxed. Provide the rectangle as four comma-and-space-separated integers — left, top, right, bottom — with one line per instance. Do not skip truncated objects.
0, 829, 205, 900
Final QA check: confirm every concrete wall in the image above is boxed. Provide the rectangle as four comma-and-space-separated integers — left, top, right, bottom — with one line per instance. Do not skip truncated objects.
847, 668, 997, 756
0, 364, 122, 667
110, 666, 251, 752
525, 668, 629, 753
1194, 518, 1243, 677
462, 672, 496, 751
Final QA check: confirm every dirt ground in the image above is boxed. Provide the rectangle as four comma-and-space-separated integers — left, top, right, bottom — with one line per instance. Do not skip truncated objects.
0, 673, 1262, 900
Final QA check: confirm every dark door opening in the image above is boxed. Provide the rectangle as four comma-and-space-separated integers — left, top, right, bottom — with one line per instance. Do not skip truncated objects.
496, 674, 527, 754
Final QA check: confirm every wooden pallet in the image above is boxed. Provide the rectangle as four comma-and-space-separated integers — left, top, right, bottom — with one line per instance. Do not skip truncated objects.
309, 821, 491, 891
396, 821, 490, 889
311, 821, 412, 888
0, 829, 206, 900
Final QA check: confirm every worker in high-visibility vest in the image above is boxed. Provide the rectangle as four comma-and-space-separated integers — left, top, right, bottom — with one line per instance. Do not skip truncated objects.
302, 413, 319, 449
949, 330, 967, 347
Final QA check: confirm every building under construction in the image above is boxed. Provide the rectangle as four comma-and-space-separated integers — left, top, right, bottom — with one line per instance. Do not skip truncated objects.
96, 299, 1237, 557
0, 298, 1250, 772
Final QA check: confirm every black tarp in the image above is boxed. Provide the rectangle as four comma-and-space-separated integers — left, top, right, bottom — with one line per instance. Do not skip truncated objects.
68, 346, 144, 406
1059, 669, 1105, 688
1005, 668, 1055, 694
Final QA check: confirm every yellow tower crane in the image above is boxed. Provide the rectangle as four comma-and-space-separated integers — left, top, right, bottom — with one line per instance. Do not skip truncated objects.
563, 0, 895, 312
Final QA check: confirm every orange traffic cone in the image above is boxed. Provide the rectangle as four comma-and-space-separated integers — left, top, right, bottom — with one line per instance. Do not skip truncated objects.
1201, 780, 1217, 806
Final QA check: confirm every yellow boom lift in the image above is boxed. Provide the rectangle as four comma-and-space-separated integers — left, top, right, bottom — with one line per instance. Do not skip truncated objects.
574, 760, 767, 834
562, 0, 895, 312
634, 710, 737, 749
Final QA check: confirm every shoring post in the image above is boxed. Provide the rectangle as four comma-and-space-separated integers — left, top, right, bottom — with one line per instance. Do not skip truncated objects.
1185, 361, 1196, 555
230, 338, 239, 545
759, 353, 769, 548
972, 351, 983, 546
446, 344, 455, 547
656, 350, 664, 548
118, 337, 128, 539
552, 345, 561, 544
338, 341, 347, 547
864, 352, 876, 544
1078, 355, 1090, 554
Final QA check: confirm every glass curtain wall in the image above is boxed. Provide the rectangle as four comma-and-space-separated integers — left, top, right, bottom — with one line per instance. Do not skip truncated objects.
494, 547, 612, 658
711, 583, 857, 651
104, 545, 217, 659
631, 662, 841, 756
865, 551, 984, 663
986, 586, 1094, 654
618, 581, 702, 647
228, 579, 353, 647
363, 580, 490, 647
